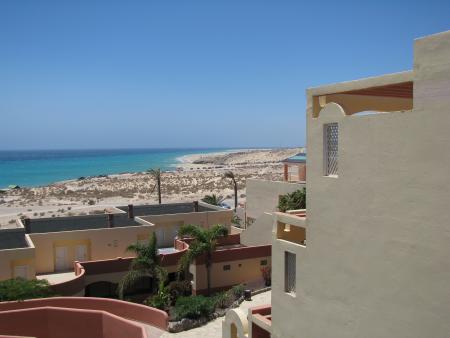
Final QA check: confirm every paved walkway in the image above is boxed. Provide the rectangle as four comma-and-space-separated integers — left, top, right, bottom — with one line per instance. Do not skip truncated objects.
161, 291, 271, 338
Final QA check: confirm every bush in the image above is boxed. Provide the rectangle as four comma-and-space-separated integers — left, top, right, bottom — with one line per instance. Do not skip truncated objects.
0, 278, 55, 301
231, 215, 241, 227
278, 188, 306, 212
173, 296, 216, 320
145, 288, 170, 310
231, 284, 244, 299
213, 291, 235, 309
168, 280, 191, 305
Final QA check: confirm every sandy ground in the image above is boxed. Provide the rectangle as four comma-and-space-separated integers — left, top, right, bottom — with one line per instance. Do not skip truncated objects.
160, 291, 271, 338
0, 148, 303, 228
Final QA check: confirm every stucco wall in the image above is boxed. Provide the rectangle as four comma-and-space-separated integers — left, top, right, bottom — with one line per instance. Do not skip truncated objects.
245, 179, 305, 221
321, 93, 412, 115
240, 212, 273, 246
0, 235, 35, 280
140, 209, 232, 247
271, 31, 450, 338
30, 225, 154, 274
191, 245, 271, 293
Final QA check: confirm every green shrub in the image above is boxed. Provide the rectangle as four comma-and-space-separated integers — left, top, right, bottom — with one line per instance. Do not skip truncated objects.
213, 291, 235, 309
0, 278, 55, 301
168, 280, 191, 305
278, 188, 306, 212
231, 284, 244, 299
145, 288, 170, 310
174, 295, 216, 320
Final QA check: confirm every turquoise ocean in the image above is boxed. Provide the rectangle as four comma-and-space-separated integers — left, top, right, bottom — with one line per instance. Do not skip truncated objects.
0, 148, 235, 188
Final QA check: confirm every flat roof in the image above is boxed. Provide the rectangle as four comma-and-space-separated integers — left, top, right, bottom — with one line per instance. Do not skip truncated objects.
282, 153, 306, 164
307, 71, 413, 97
117, 202, 219, 216
0, 229, 28, 250
27, 214, 142, 234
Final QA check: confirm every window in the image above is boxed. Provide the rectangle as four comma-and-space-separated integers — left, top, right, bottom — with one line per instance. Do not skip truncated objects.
260, 259, 268, 266
223, 264, 231, 271
284, 252, 296, 294
324, 123, 338, 176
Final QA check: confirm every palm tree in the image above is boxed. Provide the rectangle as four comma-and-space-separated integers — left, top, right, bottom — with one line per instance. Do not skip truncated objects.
224, 171, 238, 210
201, 194, 225, 206
118, 232, 166, 299
147, 168, 162, 204
178, 224, 228, 296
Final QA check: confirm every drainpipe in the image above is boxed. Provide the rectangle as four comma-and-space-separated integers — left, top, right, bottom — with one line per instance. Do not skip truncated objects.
107, 214, 114, 228
128, 204, 134, 218
23, 217, 31, 234
193, 201, 199, 212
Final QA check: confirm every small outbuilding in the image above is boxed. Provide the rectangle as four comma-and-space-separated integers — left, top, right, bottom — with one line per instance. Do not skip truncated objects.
281, 153, 306, 182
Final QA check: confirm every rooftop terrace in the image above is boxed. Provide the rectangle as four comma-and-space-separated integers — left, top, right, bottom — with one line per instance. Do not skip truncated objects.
116, 202, 220, 216
0, 228, 29, 250
23, 213, 143, 234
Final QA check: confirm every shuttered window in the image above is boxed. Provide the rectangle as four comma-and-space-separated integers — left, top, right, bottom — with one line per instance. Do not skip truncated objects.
285, 251, 296, 294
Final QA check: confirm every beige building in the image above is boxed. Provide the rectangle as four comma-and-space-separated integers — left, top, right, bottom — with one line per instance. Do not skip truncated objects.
0, 228, 35, 280
224, 30, 450, 338
0, 202, 232, 295
186, 234, 271, 295
241, 178, 305, 246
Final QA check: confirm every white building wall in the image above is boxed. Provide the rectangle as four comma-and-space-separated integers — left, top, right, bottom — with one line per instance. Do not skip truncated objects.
271, 31, 450, 338
245, 179, 305, 221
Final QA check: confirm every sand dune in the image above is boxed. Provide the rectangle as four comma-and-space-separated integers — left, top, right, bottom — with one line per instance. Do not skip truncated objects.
0, 148, 303, 228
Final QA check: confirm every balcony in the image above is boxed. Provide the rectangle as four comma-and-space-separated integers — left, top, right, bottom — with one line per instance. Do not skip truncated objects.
274, 210, 306, 246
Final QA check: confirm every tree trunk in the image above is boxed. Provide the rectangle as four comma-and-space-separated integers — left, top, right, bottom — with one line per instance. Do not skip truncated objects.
233, 179, 238, 210
157, 176, 161, 204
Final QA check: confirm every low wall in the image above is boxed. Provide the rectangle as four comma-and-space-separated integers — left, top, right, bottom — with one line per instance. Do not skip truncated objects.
245, 179, 305, 221
195, 244, 271, 264
240, 212, 274, 246
216, 233, 241, 246
51, 262, 86, 296
0, 306, 145, 338
78, 257, 133, 275
0, 297, 169, 330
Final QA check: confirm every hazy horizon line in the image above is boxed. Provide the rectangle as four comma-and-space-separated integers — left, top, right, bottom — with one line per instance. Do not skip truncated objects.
0, 145, 305, 152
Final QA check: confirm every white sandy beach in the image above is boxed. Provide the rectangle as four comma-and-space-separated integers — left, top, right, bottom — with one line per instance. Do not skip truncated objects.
0, 148, 303, 228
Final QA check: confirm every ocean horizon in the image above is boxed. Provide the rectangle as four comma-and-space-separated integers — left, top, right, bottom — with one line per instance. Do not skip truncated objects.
0, 148, 243, 188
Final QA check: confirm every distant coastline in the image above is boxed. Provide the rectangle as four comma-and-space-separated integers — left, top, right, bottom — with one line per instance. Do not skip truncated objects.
0, 147, 303, 228
0, 148, 243, 188
0, 147, 301, 189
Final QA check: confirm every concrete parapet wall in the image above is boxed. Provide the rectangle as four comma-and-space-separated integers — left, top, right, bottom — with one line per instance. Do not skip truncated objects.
0, 306, 146, 338
0, 297, 169, 331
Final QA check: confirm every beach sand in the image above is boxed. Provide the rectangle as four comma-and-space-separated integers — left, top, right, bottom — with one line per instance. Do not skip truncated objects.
0, 148, 303, 228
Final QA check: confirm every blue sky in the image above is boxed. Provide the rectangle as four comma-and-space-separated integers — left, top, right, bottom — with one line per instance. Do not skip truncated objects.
1, 1, 449, 150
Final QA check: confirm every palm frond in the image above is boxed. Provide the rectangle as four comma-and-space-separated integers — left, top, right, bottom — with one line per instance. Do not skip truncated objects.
178, 224, 207, 242
125, 242, 146, 255
223, 170, 234, 179
201, 194, 225, 206
117, 269, 152, 299
147, 168, 161, 179
209, 224, 229, 240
